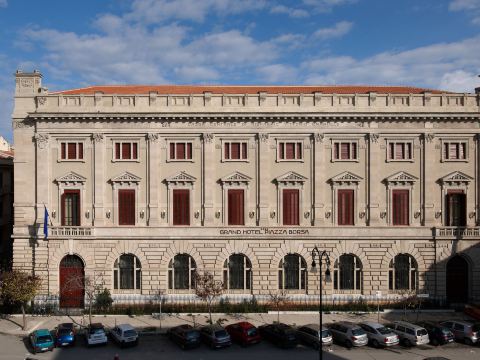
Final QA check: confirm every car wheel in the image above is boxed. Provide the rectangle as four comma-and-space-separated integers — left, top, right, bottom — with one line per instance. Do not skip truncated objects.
345, 340, 353, 349
313, 342, 319, 350
403, 339, 411, 347
465, 338, 473, 346
431, 338, 438, 346
372, 339, 380, 348
120, 341, 125, 348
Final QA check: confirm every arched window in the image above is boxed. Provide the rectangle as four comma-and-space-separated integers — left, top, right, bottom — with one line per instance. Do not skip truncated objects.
113, 254, 141, 290
389, 254, 417, 291
333, 254, 362, 291
278, 254, 307, 290
168, 254, 196, 290
223, 254, 252, 290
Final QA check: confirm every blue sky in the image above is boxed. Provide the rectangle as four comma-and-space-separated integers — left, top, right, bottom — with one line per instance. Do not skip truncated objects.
1, 0, 480, 141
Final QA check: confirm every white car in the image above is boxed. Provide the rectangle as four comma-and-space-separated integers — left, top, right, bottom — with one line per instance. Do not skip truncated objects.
84, 323, 108, 346
110, 323, 139, 347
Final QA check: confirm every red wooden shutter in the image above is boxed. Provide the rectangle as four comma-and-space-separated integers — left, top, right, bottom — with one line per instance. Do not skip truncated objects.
406, 143, 411, 159
177, 143, 185, 159
170, 143, 175, 159
449, 143, 457, 159
173, 189, 190, 225
132, 143, 138, 159
395, 144, 403, 160
231, 143, 240, 159
187, 143, 192, 159
443, 143, 449, 160
285, 143, 295, 159
224, 143, 230, 159
296, 143, 302, 159
67, 143, 76, 159
62, 190, 80, 226
122, 143, 131, 159
340, 143, 349, 159
338, 189, 354, 225
228, 189, 244, 225
283, 189, 299, 225
115, 143, 120, 159
279, 143, 285, 159
61, 143, 66, 159
459, 143, 465, 159
334, 143, 339, 159
78, 143, 83, 159
119, 189, 135, 225
351, 143, 357, 159
241, 142, 247, 159
392, 190, 409, 225
388, 143, 394, 160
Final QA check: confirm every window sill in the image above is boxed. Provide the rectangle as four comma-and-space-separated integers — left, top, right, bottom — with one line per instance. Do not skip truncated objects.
167, 159, 194, 163
331, 159, 360, 163
221, 159, 250, 163
441, 159, 469, 163
386, 159, 415, 163
57, 159, 86, 163
111, 159, 140, 163
276, 159, 304, 163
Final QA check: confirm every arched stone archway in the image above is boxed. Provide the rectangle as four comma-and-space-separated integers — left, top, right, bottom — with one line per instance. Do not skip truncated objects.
59, 254, 85, 308
446, 255, 469, 304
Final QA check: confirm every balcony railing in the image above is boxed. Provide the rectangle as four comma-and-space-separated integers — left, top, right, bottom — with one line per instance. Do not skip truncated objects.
49, 227, 92, 237
435, 227, 480, 238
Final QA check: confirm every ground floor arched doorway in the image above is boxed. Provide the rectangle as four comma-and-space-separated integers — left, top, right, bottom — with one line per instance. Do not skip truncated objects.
59, 255, 85, 308
446, 255, 469, 304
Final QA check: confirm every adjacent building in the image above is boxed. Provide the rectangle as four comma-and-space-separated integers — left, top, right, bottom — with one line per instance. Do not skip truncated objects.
12, 70, 480, 308
0, 142, 13, 270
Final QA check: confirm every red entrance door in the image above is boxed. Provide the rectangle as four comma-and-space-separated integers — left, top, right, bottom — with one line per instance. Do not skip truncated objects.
59, 255, 85, 308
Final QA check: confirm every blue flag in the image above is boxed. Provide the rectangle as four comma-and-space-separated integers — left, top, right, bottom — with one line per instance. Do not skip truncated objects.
43, 206, 49, 239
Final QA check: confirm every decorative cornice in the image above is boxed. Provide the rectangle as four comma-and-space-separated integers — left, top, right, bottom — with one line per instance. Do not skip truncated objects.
110, 171, 141, 184
275, 171, 307, 185
220, 171, 252, 185
439, 171, 473, 186
330, 171, 363, 184
385, 171, 418, 185
55, 171, 87, 184
165, 171, 196, 184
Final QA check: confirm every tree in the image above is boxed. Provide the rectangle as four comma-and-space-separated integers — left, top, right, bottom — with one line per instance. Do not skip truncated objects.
0, 270, 42, 330
268, 290, 288, 323
397, 289, 420, 321
194, 271, 223, 324
95, 288, 113, 313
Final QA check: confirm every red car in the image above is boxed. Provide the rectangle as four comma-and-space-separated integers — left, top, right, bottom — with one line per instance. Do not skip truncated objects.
226, 322, 261, 346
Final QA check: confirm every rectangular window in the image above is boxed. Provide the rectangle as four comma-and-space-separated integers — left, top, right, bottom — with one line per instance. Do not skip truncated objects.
224, 141, 248, 160
388, 142, 412, 160
446, 191, 466, 226
443, 142, 467, 161
169, 142, 193, 160
338, 189, 354, 225
278, 141, 302, 160
392, 190, 409, 226
114, 142, 138, 160
283, 189, 299, 225
60, 142, 83, 160
173, 189, 190, 225
228, 189, 244, 225
118, 189, 135, 225
61, 190, 80, 226
333, 141, 357, 161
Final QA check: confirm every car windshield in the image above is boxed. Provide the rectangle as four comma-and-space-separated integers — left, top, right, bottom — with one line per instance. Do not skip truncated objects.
441, 328, 452, 334
58, 329, 72, 335
90, 327, 105, 335
215, 330, 228, 338
321, 330, 331, 338
247, 328, 258, 337
377, 327, 392, 335
37, 335, 52, 344
352, 328, 366, 336
124, 330, 137, 337
417, 329, 428, 336
185, 331, 200, 339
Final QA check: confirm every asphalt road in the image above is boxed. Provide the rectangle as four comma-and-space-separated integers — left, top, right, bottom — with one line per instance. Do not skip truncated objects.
2, 333, 479, 360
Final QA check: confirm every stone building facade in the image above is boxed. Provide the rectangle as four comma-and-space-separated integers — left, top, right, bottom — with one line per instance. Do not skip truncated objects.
11, 70, 480, 307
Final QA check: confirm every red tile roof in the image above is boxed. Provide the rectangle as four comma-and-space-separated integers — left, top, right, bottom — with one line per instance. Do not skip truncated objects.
53, 85, 447, 95
0, 150, 13, 159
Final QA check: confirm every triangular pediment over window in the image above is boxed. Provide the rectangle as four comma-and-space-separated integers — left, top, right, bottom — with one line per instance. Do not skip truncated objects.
55, 171, 86, 184
275, 171, 307, 185
385, 171, 418, 185
220, 171, 252, 185
165, 171, 196, 184
110, 171, 141, 184
440, 171, 473, 186
330, 171, 362, 184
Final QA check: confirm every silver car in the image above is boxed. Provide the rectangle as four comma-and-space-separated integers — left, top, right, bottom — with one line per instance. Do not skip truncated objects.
440, 320, 480, 345
328, 321, 368, 348
200, 324, 232, 349
296, 324, 333, 349
388, 321, 429, 347
358, 322, 399, 348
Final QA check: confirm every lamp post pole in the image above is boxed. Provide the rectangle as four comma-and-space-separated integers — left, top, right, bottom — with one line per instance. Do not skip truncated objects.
311, 246, 331, 360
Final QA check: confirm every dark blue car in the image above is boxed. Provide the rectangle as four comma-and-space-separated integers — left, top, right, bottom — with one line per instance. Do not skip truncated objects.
55, 323, 76, 347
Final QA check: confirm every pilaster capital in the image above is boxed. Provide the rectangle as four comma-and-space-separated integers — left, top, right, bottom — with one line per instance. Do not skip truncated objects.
91, 133, 104, 143
258, 133, 269, 143
146, 133, 159, 142
34, 133, 49, 149
203, 133, 214, 143
313, 133, 324, 143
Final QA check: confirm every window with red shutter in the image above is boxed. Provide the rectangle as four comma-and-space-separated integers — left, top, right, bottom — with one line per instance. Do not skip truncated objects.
118, 189, 135, 225
334, 143, 339, 159
170, 143, 175, 159
296, 143, 302, 159
60, 142, 83, 160
67, 143, 76, 159
446, 190, 466, 226
228, 189, 244, 225
177, 143, 185, 159
61, 143, 66, 159
338, 189, 354, 225
278, 141, 302, 160
173, 189, 190, 225
283, 189, 299, 225
444, 141, 467, 160
132, 143, 138, 159
61, 190, 80, 226
285, 143, 295, 159
78, 143, 83, 159
224, 143, 230, 159
340, 143, 349, 159
242, 143, 247, 159
333, 141, 357, 161
187, 143, 192, 159
115, 143, 121, 159
224, 141, 248, 160
392, 190, 409, 225
231, 143, 240, 159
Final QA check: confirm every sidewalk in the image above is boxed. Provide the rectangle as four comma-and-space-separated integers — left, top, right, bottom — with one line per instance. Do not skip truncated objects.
0, 309, 471, 337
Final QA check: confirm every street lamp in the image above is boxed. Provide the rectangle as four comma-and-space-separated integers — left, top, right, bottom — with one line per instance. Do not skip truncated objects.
311, 246, 331, 360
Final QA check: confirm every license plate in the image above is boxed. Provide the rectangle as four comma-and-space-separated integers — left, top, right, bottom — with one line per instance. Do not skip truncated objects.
127, 337, 135, 341
41, 348, 48, 351
62, 342, 68, 346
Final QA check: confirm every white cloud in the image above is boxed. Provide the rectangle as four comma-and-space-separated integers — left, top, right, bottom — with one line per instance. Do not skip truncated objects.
256, 64, 298, 83
270, 5, 309, 18
313, 21, 353, 40
0, 0, 7, 8
303, 0, 357, 13
449, 0, 480, 11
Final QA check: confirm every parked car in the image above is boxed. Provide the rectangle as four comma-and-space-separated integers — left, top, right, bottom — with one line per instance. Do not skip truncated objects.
358, 322, 399, 348
440, 320, 480, 345
258, 323, 298, 348
200, 324, 232, 349
296, 324, 332, 349
225, 321, 261, 346
84, 323, 108, 347
30, 329, 55, 354
110, 323, 139, 347
328, 321, 368, 348
54, 323, 76, 347
387, 321, 429, 347
167, 324, 201, 349
417, 322, 454, 346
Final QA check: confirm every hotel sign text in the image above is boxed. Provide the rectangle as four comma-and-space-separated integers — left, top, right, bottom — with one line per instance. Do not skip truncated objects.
219, 227, 309, 236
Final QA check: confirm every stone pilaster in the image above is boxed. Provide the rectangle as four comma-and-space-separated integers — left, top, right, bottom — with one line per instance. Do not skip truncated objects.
313, 133, 325, 225
423, 133, 436, 225
35, 133, 50, 225
203, 133, 215, 224
368, 132, 382, 225
92, 133, 105, 226
147, 133, 160, 226
258, 133, 270, 226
